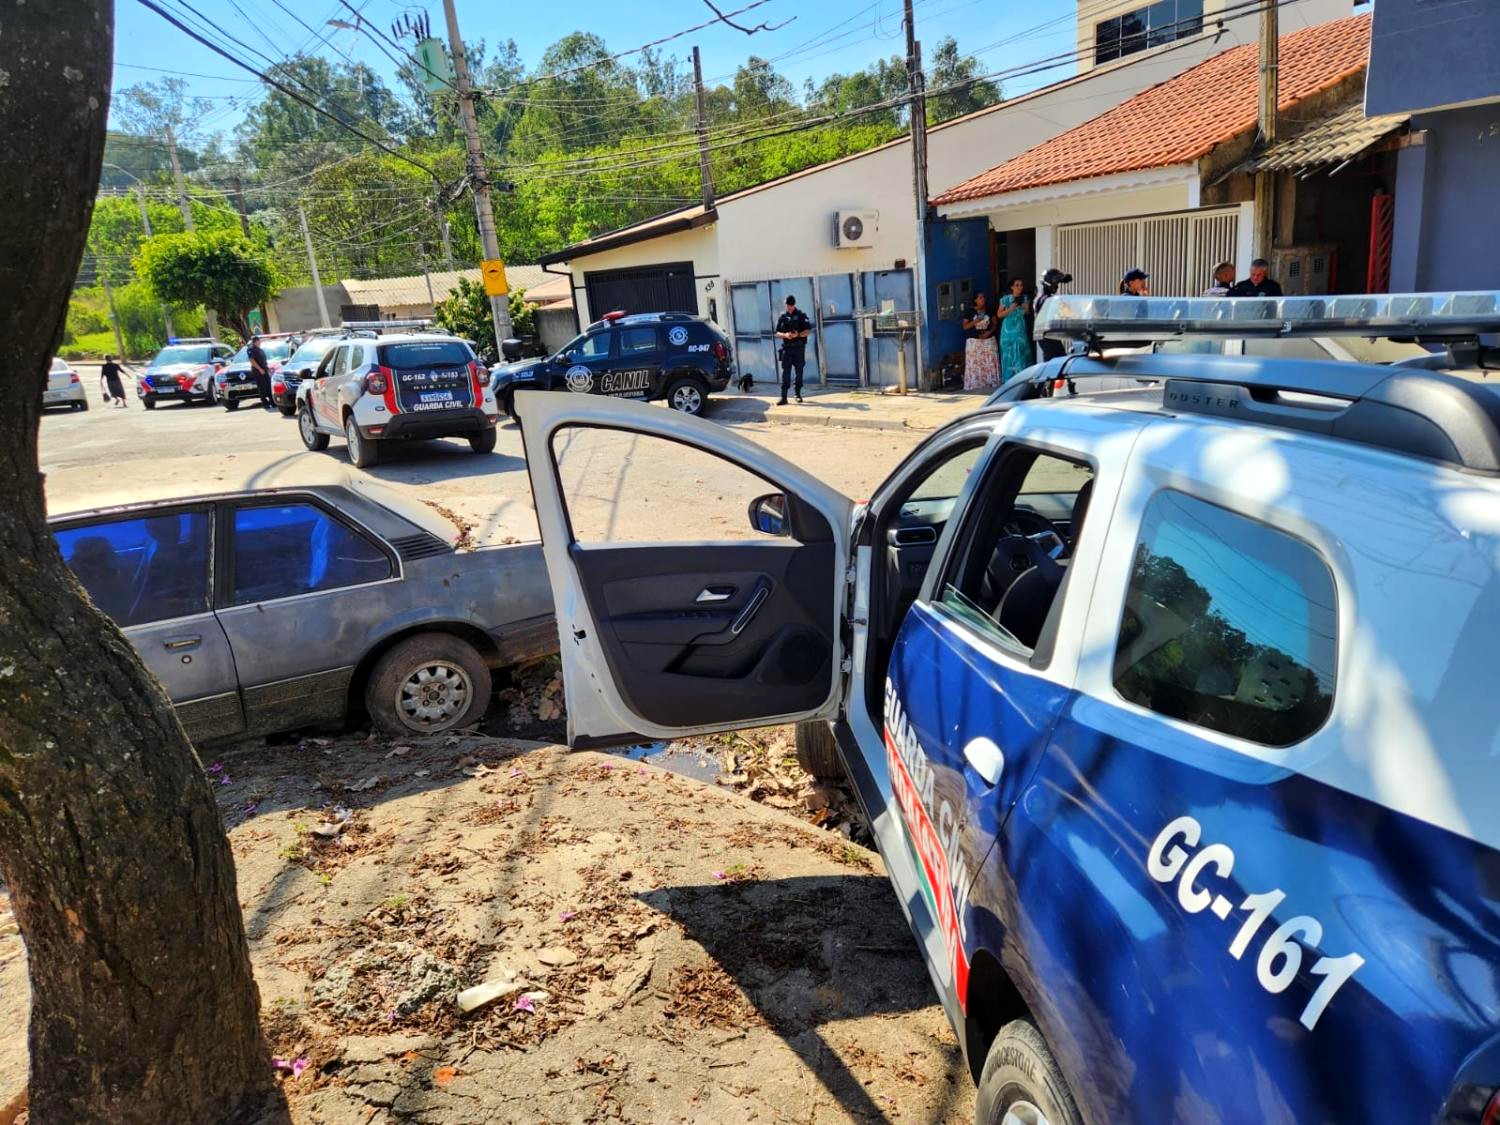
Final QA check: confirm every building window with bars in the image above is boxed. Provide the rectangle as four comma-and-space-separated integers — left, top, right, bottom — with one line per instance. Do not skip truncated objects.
1095, 0, 1204, 64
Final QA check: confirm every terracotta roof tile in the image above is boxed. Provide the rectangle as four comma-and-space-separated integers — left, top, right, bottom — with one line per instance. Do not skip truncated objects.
934, 13, 1372, 205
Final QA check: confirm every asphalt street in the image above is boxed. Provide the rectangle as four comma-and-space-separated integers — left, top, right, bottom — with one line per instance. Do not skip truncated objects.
42, 367, 927, 543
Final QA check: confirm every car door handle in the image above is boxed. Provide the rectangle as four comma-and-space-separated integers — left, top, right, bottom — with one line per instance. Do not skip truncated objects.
963, 736, 1006, 787
163, 635, 202, 651
730, 584, 770, 635
695, 586, 735, 604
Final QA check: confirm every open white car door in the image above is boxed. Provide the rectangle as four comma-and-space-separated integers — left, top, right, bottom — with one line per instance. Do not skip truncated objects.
517, 391, 853, 747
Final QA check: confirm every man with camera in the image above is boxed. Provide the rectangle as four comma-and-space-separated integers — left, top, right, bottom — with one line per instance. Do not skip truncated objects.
1034, 268, 1072, 362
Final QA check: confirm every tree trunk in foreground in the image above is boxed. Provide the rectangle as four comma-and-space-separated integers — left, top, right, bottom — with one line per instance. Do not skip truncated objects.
0, 3, 279, 1120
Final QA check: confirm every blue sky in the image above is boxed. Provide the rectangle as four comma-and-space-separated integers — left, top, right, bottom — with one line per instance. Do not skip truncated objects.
112, 0, 1085, 137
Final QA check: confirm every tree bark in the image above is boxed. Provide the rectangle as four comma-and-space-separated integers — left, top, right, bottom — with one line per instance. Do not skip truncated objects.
0, 3, 280, 1120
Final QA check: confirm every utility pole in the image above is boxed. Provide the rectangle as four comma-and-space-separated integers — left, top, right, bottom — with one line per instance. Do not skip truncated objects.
298, 205, 333, 329
165, 122, 218, 338
231, 176, 269, 332
441, 0, 513, 347
1253, 0, 1279, 261
903, 0, 929, 393
101, 267, 127, 360
692, 46, 715, 209
137, 186, 175, 339
438, 210, 456, 273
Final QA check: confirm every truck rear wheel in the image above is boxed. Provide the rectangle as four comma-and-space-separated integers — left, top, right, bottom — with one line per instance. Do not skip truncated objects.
665, 376, 707, 415
469, 427, 497, 454
345, 416, 379, 468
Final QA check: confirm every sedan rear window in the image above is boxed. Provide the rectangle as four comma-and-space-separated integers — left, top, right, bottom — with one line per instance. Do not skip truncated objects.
51, 358, 69, 373
381, 341, 472, 370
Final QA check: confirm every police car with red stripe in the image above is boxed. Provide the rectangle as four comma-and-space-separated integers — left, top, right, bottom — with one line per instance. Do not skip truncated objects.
295, 328, 497, 468
514, 291, 1500, 1125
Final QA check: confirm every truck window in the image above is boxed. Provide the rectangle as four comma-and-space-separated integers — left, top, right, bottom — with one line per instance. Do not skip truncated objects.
1113, 491, 1336, 746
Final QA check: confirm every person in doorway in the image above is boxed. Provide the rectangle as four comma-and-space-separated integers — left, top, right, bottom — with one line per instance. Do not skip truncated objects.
1120, 268, 1150, 296
1230, 258, 1284, 297
774, 294, 812, 405
246, 334, 273, 409
1205, 262, 1237, 296
100, 354, 131, 408
999, 277, 1032, 383
961, 291, 999, 390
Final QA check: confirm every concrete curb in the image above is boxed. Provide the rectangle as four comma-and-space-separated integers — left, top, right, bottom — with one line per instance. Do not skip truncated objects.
709, 403, 951, 433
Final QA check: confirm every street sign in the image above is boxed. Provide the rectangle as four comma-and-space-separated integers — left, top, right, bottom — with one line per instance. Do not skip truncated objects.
413, 37, 455, 95
480, 259, 509, 297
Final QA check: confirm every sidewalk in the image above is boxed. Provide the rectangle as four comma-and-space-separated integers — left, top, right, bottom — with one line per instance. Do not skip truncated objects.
708, 383, 989, 433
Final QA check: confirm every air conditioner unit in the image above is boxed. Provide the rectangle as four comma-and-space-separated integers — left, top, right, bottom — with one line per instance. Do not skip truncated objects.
1270, 244, 1335, 296
834, 210, 879, 249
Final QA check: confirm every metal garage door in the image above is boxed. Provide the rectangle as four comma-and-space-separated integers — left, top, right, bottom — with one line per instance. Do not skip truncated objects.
1056, 208, 1239, 296
584, 261, 698, 319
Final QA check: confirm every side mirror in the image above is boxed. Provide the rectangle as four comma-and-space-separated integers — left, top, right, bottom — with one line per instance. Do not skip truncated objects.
748, 493, 790, 537
500, 338, 524, 362
299, 367, 313, 378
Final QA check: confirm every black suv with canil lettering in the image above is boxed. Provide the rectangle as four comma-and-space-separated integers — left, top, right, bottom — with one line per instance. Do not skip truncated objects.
490, 311, 734, 419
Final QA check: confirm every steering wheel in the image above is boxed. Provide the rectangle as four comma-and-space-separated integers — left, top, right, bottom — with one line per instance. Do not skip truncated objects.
981, 513, 1067, 608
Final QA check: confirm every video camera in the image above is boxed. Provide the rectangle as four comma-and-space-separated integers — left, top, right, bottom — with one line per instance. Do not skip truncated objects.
1040, 268, 1073, 294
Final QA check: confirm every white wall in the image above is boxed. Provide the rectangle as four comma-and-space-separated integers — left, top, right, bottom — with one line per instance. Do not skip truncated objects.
567, 223, 720, 325
714, 143, 921, 281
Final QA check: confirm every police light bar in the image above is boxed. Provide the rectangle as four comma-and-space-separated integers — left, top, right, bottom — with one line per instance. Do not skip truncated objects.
1033, 291, 1500, 343
338, 318, 436, 331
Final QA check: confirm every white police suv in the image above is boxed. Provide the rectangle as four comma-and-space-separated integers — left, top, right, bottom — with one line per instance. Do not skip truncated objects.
515, 291, 1500, 1125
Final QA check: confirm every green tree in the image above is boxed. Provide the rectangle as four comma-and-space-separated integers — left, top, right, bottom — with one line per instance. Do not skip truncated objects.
2, 2, 278, 1118
926, 37, 1002, 124
433, 276, 533, 359
136, 230, 277, 339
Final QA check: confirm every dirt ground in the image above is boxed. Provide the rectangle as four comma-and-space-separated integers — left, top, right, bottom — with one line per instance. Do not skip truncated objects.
0, 718, 970, 1124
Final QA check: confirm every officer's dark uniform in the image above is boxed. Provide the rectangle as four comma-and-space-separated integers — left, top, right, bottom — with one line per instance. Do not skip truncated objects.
775, 302, 812, 402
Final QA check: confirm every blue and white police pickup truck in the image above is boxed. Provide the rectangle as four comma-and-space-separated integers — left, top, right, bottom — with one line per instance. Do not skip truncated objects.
516, 291, 1500, 1125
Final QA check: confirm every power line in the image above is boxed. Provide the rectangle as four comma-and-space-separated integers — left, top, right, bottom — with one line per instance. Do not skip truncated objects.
135, 0, 441, 180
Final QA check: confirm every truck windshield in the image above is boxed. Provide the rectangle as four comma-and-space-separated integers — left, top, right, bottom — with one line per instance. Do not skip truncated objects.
152, 346, 213, 365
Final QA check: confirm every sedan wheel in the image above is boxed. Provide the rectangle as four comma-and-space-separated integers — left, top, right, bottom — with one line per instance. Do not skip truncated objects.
345, 416, 378, 468
365, 633, 492, 736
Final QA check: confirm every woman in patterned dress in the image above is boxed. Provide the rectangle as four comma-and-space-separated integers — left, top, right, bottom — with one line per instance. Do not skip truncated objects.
962, 292, 999, 390
999, 277, 1032, 383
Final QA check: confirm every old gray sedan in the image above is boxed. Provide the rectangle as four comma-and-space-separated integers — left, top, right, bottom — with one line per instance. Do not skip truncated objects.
50, 483, 556, 742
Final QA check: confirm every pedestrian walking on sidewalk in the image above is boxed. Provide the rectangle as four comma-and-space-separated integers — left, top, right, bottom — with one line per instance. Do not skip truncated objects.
247, 334, 274, 409
100, 354, 131, 408
775, 294, 811, 405
961, 292, 999, 390
999, 277, 1032, 383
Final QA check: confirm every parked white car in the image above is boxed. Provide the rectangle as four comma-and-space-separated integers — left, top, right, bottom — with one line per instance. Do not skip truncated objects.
45, 357, 88, 411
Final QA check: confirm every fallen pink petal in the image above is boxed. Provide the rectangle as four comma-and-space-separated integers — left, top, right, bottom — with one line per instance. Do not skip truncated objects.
713, 870, 727, 881
272, 1057, 289, 1071
514, 995, 535, 1013
291, 1057, 309, 1079
559, 910, 577, 921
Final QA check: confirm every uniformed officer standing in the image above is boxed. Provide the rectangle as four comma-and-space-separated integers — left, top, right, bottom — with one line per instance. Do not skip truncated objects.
774, 294, 812, 405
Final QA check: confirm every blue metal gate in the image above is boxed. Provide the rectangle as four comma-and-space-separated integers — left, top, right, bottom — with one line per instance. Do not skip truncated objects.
861, 268, 918, 389
814, 273, 860, 385
730, 278, 822, 387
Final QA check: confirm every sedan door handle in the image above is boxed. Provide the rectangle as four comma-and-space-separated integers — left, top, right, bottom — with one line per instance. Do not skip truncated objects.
695, 586, 735, 604
163, 635, 202, 651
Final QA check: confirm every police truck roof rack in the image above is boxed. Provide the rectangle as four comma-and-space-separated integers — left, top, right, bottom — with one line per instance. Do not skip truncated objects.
1002, 290, 1500, 475
167, 336, 216, 344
